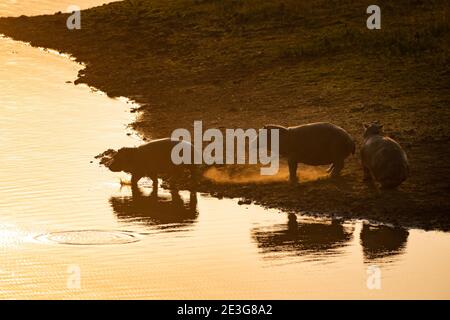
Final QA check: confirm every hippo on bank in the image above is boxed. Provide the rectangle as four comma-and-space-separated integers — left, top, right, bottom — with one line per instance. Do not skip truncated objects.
263, 122, 355, 182
360, 123, 409, 189
105, 138, 199, 189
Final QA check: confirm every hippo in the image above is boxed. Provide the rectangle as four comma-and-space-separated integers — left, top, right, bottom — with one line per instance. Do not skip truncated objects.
252, 213, 353, 260
360, 123, 409, 189
263, 122, 355, 182
110, 186, 198, 230
360, 223, 409, 260
106, 138, 199, 189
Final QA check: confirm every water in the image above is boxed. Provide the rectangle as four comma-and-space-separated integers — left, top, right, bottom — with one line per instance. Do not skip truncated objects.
0, 1, 449, 299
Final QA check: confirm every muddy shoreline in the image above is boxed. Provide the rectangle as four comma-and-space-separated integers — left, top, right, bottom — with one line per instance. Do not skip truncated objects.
0, 0, 449, 231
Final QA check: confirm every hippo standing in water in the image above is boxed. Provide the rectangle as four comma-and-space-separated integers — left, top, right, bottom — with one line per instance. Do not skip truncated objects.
361, 123, 409, 189
105, 138, 199, 189
263, 122, 355, 182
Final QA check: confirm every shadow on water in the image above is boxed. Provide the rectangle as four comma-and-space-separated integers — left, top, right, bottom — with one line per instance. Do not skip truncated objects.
109, 185, 198, 232
251, 213, 353, 262
360, 223, 409, 263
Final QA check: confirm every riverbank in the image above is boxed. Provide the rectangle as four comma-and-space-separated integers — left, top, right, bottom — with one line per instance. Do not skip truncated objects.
1, 0, 449, 230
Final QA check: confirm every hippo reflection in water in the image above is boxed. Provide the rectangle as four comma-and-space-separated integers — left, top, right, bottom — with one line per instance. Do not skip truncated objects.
109, 185, 198, 231
251, 213, 353, 260
360, 223, 409, 262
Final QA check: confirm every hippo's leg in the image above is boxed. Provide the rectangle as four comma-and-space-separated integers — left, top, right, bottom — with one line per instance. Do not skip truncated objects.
189, 191, 198, 209
131, 174, 142, 187
288, 159, 298, 183
169, 166, 185, 189
150, 174, 158, 191
189, 166, 200, 191
131, 183, 144, 197
363, 167, 372, 181
330, 160, 344, 177
170, 189, 182, 202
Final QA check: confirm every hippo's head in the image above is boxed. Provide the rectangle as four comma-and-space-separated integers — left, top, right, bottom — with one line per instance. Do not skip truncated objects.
363, 122, 383, 139
262, 125, 289, 155
107, 147, 136, 173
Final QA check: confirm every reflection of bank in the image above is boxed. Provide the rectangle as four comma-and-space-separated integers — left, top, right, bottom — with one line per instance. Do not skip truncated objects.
109, 186, 198, 231
360, 223, 409, 262
251, 213, 353, 261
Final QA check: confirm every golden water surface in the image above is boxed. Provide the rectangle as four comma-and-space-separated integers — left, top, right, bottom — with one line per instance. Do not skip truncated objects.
0, 1, 449, 299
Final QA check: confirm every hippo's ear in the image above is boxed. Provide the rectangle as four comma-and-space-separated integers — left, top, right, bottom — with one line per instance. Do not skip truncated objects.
363, 123, 369, 129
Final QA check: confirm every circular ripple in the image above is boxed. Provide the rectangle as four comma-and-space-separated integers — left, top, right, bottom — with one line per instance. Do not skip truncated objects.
35, 230, 140, 245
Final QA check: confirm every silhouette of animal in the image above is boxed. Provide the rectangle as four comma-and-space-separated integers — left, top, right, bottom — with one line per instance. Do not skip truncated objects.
106, 138, 199, 188
263, 122, 355, 182
361, 123, 409, 189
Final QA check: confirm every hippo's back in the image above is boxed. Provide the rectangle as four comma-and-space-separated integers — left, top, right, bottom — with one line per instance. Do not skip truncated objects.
138, 137, 178, 154
362, 136, 409, 188
288, 122, 355, 165
136, 138, 196, 169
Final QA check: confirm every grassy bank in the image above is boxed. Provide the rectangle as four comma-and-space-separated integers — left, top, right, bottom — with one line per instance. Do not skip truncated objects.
1, 0, 449, 230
